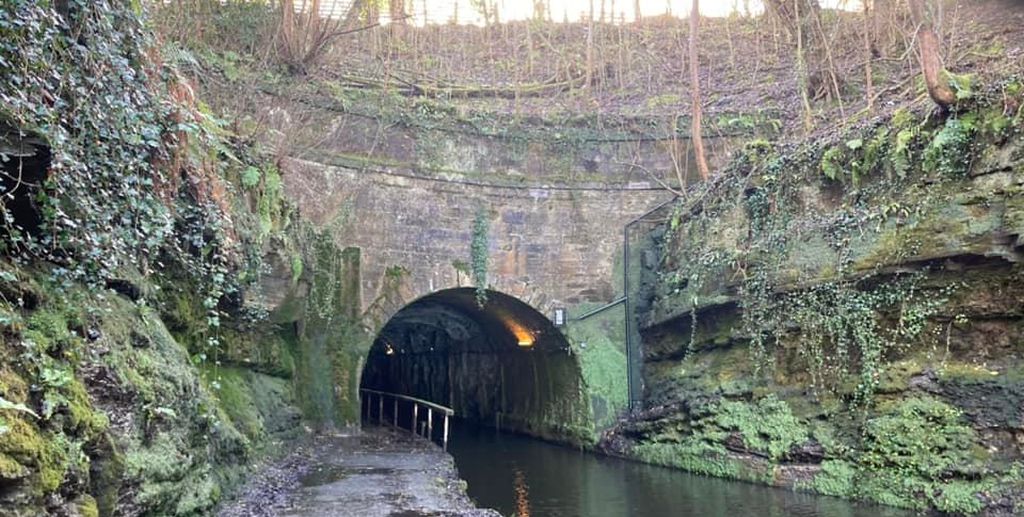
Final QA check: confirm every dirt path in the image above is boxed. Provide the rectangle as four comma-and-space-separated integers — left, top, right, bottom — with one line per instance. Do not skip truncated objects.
218, 427, 500, 517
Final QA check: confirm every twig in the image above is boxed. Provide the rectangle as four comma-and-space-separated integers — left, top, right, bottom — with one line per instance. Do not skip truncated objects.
613, 160, 685, 197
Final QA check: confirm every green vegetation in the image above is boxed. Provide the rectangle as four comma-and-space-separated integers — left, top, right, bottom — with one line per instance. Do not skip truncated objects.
639, 82, 1024, 514
923, 117, 976, 177
0, 0, 1022, 514
805, 397, 996, 513
471, 207, 490, 307
565, 307, 628, 431
633, 395, 808, 483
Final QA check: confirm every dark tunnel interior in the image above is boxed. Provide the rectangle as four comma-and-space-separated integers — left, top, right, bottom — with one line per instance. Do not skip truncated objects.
360, 288, 590, 441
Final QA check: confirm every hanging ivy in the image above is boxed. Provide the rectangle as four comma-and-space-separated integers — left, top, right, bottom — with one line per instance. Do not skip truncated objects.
0, 1, 179, 283
647, 90, 1024, 407
471, 206, 489, 307
0, 1, 276, 372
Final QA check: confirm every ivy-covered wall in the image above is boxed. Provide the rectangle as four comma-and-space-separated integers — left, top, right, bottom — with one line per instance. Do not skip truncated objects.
0, 2, 373, 515
603, 83, 1024, 514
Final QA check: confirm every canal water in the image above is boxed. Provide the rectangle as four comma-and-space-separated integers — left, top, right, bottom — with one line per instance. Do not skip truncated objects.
448, 424, 912, 517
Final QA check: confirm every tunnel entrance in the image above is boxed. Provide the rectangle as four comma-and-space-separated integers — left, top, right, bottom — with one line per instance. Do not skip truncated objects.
360, 288, 590, 443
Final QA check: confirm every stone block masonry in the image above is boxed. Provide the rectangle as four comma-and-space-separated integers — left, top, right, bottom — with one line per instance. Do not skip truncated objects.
280, 157, 671, 325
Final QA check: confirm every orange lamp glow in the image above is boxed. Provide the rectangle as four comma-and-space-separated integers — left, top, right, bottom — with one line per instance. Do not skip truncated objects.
505, 320, 535, 348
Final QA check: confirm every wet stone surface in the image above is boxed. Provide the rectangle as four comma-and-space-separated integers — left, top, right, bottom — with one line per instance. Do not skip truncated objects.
218, 427, 500, 517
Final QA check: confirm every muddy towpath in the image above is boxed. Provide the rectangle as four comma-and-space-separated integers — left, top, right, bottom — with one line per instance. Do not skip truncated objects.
218, 427, 500, 517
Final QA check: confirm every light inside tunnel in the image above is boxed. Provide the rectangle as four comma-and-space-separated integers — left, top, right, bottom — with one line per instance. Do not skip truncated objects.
506, 320, 536, 348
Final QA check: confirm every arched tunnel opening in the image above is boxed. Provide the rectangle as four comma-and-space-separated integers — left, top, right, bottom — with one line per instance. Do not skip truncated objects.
360, 288, 590, 442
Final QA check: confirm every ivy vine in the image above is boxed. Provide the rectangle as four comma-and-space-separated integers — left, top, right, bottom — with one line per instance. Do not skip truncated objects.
471, 206, 489, 307
650, 86, 1023, 407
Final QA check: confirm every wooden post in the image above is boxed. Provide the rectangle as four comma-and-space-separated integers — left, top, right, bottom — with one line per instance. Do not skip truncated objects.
413, 403, 418, 435
378, 394, 383, 424
443, 414, 450, 451
427, 407, 433, 440
393, 398, 398, 427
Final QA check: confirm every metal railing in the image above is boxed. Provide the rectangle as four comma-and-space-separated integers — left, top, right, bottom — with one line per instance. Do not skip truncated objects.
360, 388, 455, 451
623, 197, 677, 410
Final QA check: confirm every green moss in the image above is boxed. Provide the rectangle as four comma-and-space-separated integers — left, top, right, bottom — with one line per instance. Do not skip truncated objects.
932, 480, 987, 514
22, 308, 74, 353
218, 329, 295, 378
891, 108, 915, 129
64, 378, 108, 439
73, 494, 99, 517
202, 365, 262, 443
862, 396, 978, 477
124, 434, 191, 484
810, 460, 857, 498
0, 368, 29, 404
851, 396, 991, 512
891, 126, 917, 177
0, 417, 67, 494
631, 395, 808, 485
715, 395, 809, 460
566, 308, 627, 431
258, 165, 284, 236
0, 452, 29, 480
633, 440, 771, 483
290, 255, 304, 286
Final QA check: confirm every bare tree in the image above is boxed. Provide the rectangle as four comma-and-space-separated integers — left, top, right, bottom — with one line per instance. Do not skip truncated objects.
279, 0, 381, 75
764, 0, 821, 131
346, 0, 380, 25
907, 0, 956, 108
689, 0, 710, 181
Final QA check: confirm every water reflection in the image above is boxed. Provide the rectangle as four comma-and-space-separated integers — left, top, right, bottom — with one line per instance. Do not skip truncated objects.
513, 468, 531, 517
448, 423, 913, 517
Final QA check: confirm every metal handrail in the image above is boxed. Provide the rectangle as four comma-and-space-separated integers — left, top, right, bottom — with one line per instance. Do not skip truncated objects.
360, 388, 455, 450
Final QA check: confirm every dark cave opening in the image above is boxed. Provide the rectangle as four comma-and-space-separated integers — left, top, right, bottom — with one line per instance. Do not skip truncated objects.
0, 124, 50, 245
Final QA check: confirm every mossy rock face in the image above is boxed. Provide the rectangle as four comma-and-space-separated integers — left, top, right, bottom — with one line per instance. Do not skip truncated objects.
624, 394, 813, 486
564, 303, 628, 434
937, 373, 1024, 432
623, 100, 1024, 514
218, 328, 296, 378
0, 417, 67, 495
0, 266, 313, 516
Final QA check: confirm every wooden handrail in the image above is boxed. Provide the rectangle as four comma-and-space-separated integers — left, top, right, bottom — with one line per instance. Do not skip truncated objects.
360, 388, 455, 415
360, 388, 455, 450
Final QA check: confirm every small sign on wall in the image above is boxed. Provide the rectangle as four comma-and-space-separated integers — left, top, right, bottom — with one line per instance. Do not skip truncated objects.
553, 308, 567, 327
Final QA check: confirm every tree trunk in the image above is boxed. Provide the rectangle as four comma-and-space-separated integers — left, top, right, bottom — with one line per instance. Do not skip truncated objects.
348, 0, 380, 25
793, 0, 814, 132
764, 0, 828, 99
689, 0, 710, 181
390, 0, 406, 24
533, 0, 545, 20
863, 2, 874, 109
907, 0, 956, 108
586, 0, 595, 88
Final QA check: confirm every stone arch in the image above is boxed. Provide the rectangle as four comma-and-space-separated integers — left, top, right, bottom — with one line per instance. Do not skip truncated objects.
360, 266, 557, 336
360, 287, 592, 443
